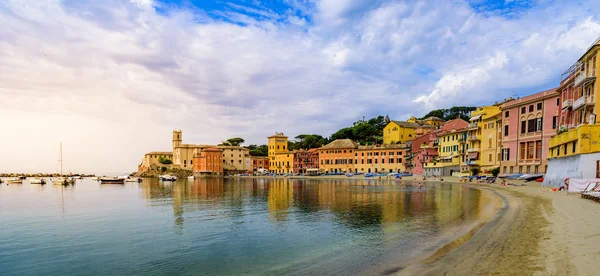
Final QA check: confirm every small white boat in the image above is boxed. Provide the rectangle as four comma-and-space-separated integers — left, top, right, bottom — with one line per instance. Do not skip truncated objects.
7, 178, 23, 184
187, 175, 194, 180
29, 178, 46, 185
52, 177, 66, 185
125, 177, 141, 182
160, 175, 177, 181
99, 177, 125, 184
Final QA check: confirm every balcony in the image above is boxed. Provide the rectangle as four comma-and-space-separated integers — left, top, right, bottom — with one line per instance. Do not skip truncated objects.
466, 148, 480, 152
562, 99, 573, 109
467, 123, 479, 130
573, 96, 595, 110
467, 135, 480, 141
574, 70, 596, 87
458, 137, 466, 143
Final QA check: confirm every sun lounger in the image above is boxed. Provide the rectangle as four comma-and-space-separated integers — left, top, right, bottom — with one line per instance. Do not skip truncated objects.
581, 182, 600, 201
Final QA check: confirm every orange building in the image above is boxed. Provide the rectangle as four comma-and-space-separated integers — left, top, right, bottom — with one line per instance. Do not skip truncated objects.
251, 156, 270, 172
318, 139, 359, 173
193, 148, 224, 176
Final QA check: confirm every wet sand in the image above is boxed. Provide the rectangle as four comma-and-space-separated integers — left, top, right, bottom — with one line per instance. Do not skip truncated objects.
398, 177, 600, 276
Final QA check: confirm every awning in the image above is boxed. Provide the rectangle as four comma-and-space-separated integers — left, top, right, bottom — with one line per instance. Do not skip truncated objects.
469, 115, 481, 121
441, 156, 454, 160
468, 152, 479, 159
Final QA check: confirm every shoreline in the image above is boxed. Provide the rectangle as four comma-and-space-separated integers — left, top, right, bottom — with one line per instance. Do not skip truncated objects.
397, 178, 600, 275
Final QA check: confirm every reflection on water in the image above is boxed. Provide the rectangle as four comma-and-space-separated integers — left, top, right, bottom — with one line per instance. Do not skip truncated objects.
0, 177, 489, 275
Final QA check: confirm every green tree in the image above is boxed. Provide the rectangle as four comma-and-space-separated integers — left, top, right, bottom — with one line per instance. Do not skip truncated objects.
491, 167, 500, 177
470, 167, 480, 176
158, 156, 172, 164
227, 137, 245, 146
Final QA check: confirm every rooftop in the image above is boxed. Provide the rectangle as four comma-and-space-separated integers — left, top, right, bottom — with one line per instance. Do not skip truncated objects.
357, 144, 407, 150
320, 139, 360, 149
145, 151, 173, 155
500, 88, 559, 109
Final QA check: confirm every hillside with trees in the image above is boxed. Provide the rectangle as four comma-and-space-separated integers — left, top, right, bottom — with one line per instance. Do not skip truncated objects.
419, 106, 476, 122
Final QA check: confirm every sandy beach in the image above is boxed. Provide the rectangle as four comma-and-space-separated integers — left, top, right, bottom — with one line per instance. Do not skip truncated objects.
391, 176, 600, 276
241, 174, 600, 275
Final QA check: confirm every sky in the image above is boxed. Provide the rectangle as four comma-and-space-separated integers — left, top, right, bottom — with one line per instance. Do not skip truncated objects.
1, 0, 599, 174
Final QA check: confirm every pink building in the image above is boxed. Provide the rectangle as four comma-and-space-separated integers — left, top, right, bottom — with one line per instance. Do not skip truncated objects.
499, 89, 559, 175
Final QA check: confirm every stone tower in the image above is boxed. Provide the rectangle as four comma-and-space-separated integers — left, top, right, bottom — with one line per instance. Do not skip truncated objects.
385, 114, 391, 124
172, 129, 182, 151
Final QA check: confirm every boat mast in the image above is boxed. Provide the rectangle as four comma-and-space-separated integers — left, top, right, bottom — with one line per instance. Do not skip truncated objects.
59, 142, 63, 175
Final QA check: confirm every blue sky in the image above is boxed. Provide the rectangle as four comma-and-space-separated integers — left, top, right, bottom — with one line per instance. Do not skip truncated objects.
0, 0, 599, 173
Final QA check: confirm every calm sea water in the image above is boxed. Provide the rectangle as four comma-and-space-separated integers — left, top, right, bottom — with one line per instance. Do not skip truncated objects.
0, 178, 488, 275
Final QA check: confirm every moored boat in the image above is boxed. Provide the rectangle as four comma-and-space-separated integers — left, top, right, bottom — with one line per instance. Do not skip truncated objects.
99, 177, 125, 184
29, 178, 46, 185
159, 175, 177, 181
52, 178, 67, 185
125, 177, 140, 182
7, 178, 23, 184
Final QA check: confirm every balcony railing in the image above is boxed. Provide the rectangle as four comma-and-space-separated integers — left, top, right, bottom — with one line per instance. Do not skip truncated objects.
573, 96, 585, 110
467, 135, 480, 141
467, 123, 479, 129
574, 70, 596, 87
466, 148, 480, 152
562, 99, 573, 109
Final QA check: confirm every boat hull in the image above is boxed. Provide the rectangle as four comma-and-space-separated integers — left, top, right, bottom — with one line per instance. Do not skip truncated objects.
99, 178, 125, 184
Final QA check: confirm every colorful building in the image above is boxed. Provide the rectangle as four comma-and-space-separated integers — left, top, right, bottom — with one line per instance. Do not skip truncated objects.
411, 132, 438, 175
218, 146, 251, 172
354, 144, 407, 174
318, 139, 359, 173
251, 156, 270, 172
193, 148, 224, 176
293, 149, 319, 174
546, 38, 600, 186
383, 116, 443, 145
464, 106, 502, 175
500, 89, 559, 175
267, 132, 292, 173
424, 127, 468, 177
272, 152, 294, 174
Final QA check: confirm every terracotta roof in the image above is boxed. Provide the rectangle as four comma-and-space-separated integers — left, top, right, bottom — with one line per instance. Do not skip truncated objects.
267, 132, 288, 138
145, 151, 172, 155
357, 144, 406, 150
500, 88, 559, 109
441, 118, 469, 131
423, 116, 445, 122
320, 139, 360, 149
391, 120, 422, 128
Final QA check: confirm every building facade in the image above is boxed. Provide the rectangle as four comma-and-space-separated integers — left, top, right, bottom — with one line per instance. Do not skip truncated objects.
411, 132, 438, 175
354, 144, 407, 173
219, 146, 250, 172
193, 148, 224, 175
139, 151, 173, 172
546, 38, 600, 186
383, 117, 442, 145
293, 149, 319, 174
318, 139, 359, 173
268, 133, 292, 173
272, 152, 294, 174
465, 106, 502, 175
500, 89, 560, 175
251, 156, 270, 172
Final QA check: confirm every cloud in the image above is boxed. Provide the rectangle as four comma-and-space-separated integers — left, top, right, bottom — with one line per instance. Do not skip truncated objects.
0, 0, 598, 174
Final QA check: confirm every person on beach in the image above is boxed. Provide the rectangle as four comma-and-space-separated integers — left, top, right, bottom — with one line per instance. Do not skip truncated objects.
418, 183, 423, 189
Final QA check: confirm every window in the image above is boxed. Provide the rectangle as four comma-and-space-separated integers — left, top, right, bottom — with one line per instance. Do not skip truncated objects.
537, 118, 543, 132
505, 111, 509, 118
510, 166, 514, 173
489, 153, 492, 162
503, 166, 507, 173
564, 144, 567, 155
572, 141, 577, 153
521, 107, 526, 114
527, 119, 536, 133
557, 98, 560, 106
389, 158, 394, 163
521, 121, 526, 134
537, 102, 542, 110
488, 138, 492, 148
528, 142, 534, 159
527, 166, 531, 173
504, 125, 509, 136
397, 158, 402, 163
552, 116, 557, 129
502, 148, 510, 161
536, 141, 542, 159
375, 159, 378, 164
529, 105, 534, 112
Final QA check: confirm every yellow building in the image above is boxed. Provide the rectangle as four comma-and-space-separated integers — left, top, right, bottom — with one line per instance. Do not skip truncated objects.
139, 151, 173, 172
424, 128, 468, 177
465, 106, 502, 175
383, 116, 443, 145
267, 132, 294, 173
272, 151, 295, 174
546, 38, 600, 185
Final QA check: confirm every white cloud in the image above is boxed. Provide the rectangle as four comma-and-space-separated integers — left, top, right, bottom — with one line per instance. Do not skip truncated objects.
0, 0, 598, 174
